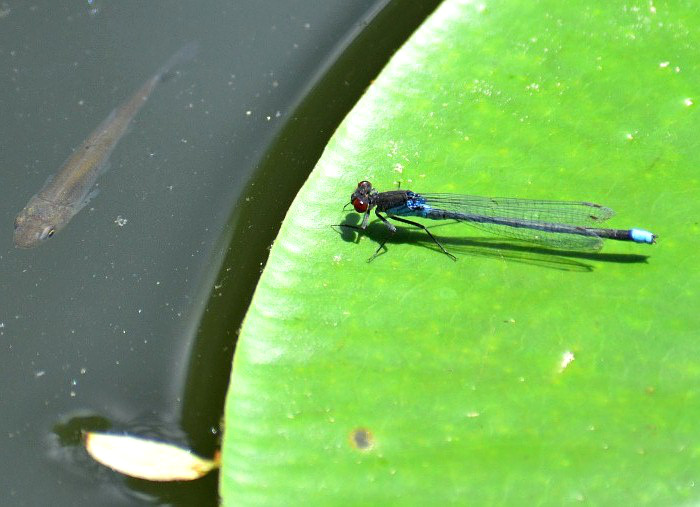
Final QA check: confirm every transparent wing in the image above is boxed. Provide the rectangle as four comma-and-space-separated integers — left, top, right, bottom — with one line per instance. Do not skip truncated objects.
419, 193, 614, 224
418, 193, 614, 251
458, 221, 605, 251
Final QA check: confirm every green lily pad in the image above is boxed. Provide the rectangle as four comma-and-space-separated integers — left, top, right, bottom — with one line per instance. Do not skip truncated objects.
221, 0, 700, 504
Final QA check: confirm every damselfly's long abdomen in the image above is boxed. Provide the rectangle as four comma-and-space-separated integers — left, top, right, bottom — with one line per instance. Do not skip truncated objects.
399, 192, 655, 251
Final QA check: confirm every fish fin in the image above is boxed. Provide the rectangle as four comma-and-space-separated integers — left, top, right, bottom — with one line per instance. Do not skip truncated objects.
157, 41, 199, 79
159, 70, 179, 84
76, 186, 101, 211
40, 173, 55, 190
94, 108, 118, 133
97, 159, 111, 177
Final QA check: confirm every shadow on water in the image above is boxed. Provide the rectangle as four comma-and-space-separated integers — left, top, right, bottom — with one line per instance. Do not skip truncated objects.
334, 214, 651, 272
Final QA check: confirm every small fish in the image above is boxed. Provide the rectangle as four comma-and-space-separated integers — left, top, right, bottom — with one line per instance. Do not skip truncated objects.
13, 42, 198, 248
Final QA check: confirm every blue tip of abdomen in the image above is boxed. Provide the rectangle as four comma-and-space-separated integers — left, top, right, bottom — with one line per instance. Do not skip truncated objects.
630, 228, 656, 244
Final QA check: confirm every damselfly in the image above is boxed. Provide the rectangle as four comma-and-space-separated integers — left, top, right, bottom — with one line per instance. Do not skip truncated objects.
341, 180, 656, 261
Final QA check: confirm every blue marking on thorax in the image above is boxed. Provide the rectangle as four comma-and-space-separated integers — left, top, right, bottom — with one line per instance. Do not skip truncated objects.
388, 192, 432, 218
630, 228, 655, 244
386, 204, 419, 216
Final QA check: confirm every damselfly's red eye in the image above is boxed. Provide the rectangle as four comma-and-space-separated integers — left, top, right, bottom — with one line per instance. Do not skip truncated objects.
352, 198, 368, 213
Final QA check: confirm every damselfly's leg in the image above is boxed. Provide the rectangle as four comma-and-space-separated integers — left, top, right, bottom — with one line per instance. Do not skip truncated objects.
387, 214, 457, 261
332, 210, 371, 233
333, 224, 363, 231
367, 211, 398, 261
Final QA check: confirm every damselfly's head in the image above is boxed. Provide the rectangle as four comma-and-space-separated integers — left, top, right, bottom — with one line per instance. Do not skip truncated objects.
348, 180, 374, 213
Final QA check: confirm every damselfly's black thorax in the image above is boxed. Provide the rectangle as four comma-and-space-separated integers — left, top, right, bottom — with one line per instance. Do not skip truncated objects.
350, 180, 418, 214
371, 190, 414, 212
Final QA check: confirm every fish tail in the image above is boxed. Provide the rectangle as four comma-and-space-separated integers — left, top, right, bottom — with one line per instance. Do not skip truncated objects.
157, 41, 199, 80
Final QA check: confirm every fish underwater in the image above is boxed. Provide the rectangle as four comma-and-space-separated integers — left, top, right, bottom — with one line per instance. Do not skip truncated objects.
13, 42, 197, 248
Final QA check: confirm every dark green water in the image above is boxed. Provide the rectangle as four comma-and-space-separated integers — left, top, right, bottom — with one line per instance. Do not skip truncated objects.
0, 1, 440, 504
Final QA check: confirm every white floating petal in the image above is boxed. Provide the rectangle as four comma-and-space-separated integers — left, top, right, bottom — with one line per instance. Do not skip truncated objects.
84, 432, 219, 481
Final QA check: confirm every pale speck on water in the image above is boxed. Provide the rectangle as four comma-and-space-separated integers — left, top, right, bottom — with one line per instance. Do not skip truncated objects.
114, 215, 128, 227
